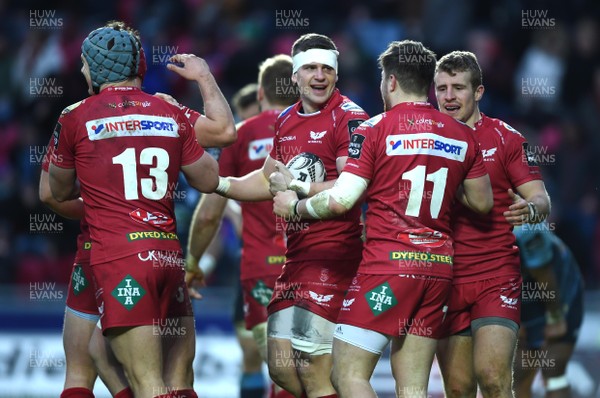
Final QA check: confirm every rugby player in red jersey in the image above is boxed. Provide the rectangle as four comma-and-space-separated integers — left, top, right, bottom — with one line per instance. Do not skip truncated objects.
48, 21, 221, 398
434, 51, 551, 398
273, 40, 493, 398
40, 139, 132, 398
39, 21, 234, 397
214, 33, 368, 398
185, 54, 297, 398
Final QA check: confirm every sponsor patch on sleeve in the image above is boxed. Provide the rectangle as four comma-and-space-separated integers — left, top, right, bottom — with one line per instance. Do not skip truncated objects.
347, 119, 365, 137
341, 101, 365, 113
502, 121, 520, 134
53, 122, 62, 148
348, 134, 366, 159
522, 142, 538, 166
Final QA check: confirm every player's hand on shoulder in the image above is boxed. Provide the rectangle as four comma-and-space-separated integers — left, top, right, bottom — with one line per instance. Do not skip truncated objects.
503, 188, 529, 225
167, 54, 211, 80
154, 92, 179, 106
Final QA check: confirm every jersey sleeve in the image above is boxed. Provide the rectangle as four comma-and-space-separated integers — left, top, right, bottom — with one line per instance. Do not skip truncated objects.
334, 109, 368, 159
178, 104, 203, 127
504, 129, 542, 187
343, 122, 376, 180
51, 112, 76, 169
41, 136, 54, 172
465, 140, 488, 179
178, 112, 205, 166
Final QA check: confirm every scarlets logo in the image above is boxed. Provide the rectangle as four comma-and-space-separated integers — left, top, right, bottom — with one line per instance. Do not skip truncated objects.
129, 208, 174, 231
482, 147, 497, 160
309, 130, 327, 140
309, 291, 334, 305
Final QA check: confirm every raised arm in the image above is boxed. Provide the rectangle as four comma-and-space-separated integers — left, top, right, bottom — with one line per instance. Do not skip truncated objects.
167, 54, 236, 147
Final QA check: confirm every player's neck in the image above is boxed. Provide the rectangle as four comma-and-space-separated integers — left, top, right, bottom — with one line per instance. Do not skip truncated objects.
100, 78, 142, 92
465, 108, 482, 128
261, 101, 286, 112
392, 93, 428, 108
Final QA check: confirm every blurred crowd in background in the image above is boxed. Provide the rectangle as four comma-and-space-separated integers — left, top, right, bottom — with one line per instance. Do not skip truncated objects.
1, 0, 599, 291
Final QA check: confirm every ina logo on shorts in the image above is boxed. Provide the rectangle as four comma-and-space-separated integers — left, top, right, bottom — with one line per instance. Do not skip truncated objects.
71, 265, 88, 296
111, 275, 146, 310
365, 282, 397, 316
251, 280, 274, 307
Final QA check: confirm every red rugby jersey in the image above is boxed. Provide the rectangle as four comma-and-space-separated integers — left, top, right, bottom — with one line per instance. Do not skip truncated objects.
344, 102, 487, 279
452, 114, 542, 282
270, 89, 369, 263
51, 86, 205, 264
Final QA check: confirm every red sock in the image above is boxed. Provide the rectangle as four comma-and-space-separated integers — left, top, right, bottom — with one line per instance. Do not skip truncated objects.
173, 389, 198, 398
60, 388, 94, 398
114, 387, 134, 398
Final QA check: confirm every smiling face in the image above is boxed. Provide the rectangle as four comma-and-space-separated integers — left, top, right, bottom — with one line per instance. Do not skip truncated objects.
292, 62, 337, 114
434, 69, 484, 127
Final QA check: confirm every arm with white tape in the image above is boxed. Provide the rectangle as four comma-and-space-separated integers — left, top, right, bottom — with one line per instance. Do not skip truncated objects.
273, 171, 368, 219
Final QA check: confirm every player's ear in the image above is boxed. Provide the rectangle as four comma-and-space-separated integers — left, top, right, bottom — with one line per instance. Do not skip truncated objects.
291, 73, 297, 85
388, 73, 397, 92
257, 86, 265, 102
474, 84, 484, 102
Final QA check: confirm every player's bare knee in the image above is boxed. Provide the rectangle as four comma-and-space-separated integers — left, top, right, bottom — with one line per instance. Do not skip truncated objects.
442, 366, 477, 398
476, 369, 510, 398
444, 382, 478, 398
267, 363, 289, 387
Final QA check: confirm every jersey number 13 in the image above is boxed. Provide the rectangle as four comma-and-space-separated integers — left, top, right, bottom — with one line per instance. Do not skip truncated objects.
112, 147, 170, 200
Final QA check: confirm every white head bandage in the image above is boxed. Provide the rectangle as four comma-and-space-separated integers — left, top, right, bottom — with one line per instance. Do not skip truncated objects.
292, 49, 339, 74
